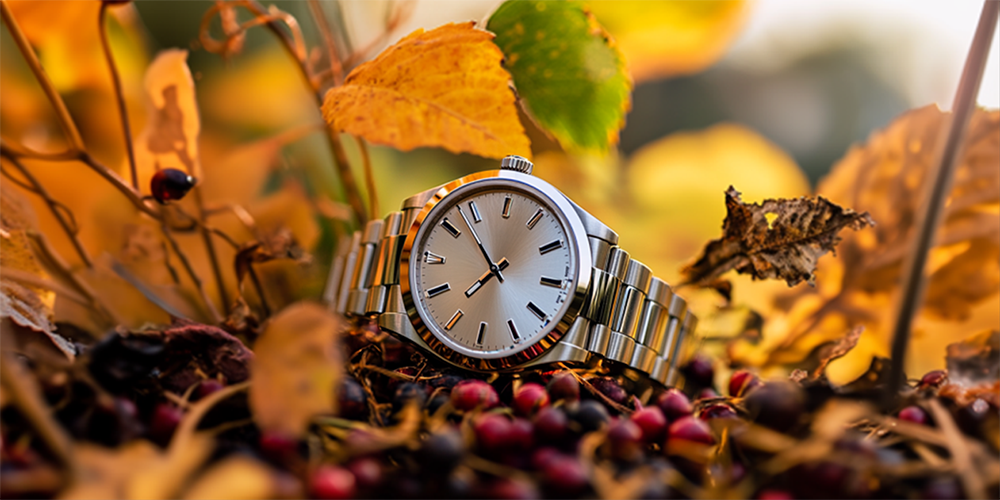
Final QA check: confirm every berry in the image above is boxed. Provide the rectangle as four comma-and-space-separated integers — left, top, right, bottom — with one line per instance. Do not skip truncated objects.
744, 381, 805, 432
150, 168, 196, 204
547, 372, 580, 402
898, 405, 930, 425
655, 389, 693, 421
259, 431, 298, 461
630, 406, 667, 443
572, 399, 610, 433
426, 393, 450, 415
667, 416, 715, 446
729, 370, 762, 397
450, 380, 499, 411
606, 418, 644, 462
756, 488, 794, 500
310, 465, 356, 499
474, 413, 513, 456
530, 447, 565, 470
418, 430, 465, 474
589, 376, 628, 405
921, 477, 963, 499
696, 388, 720, 401
541, 456, 589, 497
346, 457, 382, 490
392, 382, 427, 413
509, 418, 535, 452
533, 406, 569, 444
918, 370, 948, 389
699, 403, 738, 420
955, 398, 990, 435
513, 383, 550, 417
483, 477, 540, 500
194, 379, 225, 400
337, 378, 368, 420
681, 354, 715, 388
148, 403, 182, 444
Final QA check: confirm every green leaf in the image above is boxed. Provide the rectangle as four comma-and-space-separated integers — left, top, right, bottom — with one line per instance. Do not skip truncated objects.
487, 0, 632, 153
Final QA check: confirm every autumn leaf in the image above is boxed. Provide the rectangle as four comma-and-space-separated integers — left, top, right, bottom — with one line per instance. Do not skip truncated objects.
488, 0, 631, 153
680, 186, 874, 288
135, 49, 202, 181
322, 22, 531, 159
0, 184, 56, 335
249, 302, 342, 437
587, 0, 748, 82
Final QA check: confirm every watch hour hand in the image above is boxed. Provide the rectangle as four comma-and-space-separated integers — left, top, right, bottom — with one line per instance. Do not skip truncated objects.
464, 258, 510, 298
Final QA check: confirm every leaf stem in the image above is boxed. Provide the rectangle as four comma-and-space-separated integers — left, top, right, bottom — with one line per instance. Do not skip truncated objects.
306, 0, 344, 86
0, 1, 85, 153
193, 180, 232, 315
884, 0, 999, 408
160, 222, 223, 324
356, 136, 379, 218
98, 3, 140, 191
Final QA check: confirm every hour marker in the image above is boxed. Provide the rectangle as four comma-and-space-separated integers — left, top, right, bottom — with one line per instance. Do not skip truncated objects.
476, 322, 487, 345
539, 240, 562, 255
426, 283, 451, 298
502, 196, 512, 218
441, 218, 461, 238
507, 319, 520, 343
469, 201, 482, 222
527, 301, 546, 321
445, 310, 463, 330
526, 208, 544, 229
540, 276, 563, 288
424, 251, 446, 265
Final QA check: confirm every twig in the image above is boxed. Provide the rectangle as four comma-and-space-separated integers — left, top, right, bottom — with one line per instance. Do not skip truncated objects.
98, 2, 139, 190
1, 153, 93, 267
0, 353, 75, 474
193, 188, 231, 316
0, 1, 85, 153
160, 222, 223, 323
884, 0, 999, 406
307, 0, 344, 86
356, 136, 379, 219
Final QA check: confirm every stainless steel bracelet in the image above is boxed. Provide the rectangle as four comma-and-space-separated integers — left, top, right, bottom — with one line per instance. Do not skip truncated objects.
329, 209, 696, 388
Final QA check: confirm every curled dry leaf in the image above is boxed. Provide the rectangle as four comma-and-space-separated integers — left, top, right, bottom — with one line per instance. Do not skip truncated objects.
322, 22, 531, 159
681, 186, 874, 288
233, 227, 309, 294
945, 329, 999, 387
135, 49, 202, 182
249, 302, 342, 437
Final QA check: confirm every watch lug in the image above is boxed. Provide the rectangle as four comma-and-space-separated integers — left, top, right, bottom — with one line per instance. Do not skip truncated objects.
564, 198, 618, 246
378, 285, 436, 353
401, 185, 443, 211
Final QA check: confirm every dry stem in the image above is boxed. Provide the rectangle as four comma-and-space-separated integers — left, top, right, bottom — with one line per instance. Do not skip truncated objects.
98, 3, 139, 190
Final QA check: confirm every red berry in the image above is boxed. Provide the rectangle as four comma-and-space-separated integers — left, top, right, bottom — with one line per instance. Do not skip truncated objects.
533, 406, 569, 444
631, 406, 667, 443
699, 403, 738, 421
898, 405, 930, 425
667, 416, 715, 446
729, 370, 762, 397
259, 431, 298, 461
530, 447, 565, 470
451, 380, 499, 411
195, 379, 225, 400
474, 413, 513, 455
606, 418, 644, 462
150, 168, 196, 204
417, 430, 465, 473
589, 376, 628, 405
310, 465, 356, 499
681, 354, 715, 388
337, 378, 368, 420
571, 399, 611, 432
918, 370, 948, 389
696, 388, 720, 401
547, 372, 580, 402
655, 389, 693, 421
756, 488, 794, 500
744, 381, 805, 431
346, 457, 382, 489
513, 383, 550, 417
148, 403, 183, 444
509, 418, 535, 452
483, 477, 540, 500
541, 456, 589, 497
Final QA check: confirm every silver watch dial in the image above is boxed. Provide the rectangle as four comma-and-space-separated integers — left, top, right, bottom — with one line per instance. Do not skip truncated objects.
410, 182, 578, 359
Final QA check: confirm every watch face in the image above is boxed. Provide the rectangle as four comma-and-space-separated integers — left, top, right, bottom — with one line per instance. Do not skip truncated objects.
402, 173, 590, 369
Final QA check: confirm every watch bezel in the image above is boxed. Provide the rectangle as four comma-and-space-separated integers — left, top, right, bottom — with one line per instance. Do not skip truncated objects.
399, 170, 592, 371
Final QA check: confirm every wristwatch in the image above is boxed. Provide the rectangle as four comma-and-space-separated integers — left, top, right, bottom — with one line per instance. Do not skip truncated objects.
326, 156, 696, 388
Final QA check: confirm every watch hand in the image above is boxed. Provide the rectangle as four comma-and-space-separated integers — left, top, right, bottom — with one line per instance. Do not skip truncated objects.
457, 206, 505, 282
464, 258, 510, 298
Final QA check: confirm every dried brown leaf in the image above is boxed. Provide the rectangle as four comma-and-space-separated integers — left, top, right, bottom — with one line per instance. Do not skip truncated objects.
945, 329, 999, 386
249, 302, 342, 437
806, 326, 864, 380
681, 186, 873, 288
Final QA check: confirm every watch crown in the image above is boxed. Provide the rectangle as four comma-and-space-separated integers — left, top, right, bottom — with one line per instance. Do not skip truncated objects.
500, 155, 533, 175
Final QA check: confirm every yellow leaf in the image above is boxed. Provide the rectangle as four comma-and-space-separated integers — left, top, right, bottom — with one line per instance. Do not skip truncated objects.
182, 455, 290, 500
322, 22, 531, 159
5, 0, 102, 91
0, 185, 55, 333
587, 0, 749, 81
134, 49, 202, 182
249, 302, 342, 437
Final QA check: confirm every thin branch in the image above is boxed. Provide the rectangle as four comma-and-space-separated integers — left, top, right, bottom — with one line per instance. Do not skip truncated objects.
356, 136, 379, 219
193, 189, 231, 316
307, 0, 344, 87
0, 1, 85, 153
1, 154, 93, 267
884, 0, 999, 407
160, 223, 223, 324
98, 3, 139, 190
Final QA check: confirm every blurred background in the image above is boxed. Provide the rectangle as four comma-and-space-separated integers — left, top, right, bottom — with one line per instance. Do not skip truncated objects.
2, 0, 997, 380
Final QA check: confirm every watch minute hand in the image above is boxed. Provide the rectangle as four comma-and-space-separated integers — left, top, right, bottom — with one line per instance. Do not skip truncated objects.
456, 206, 504, 282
